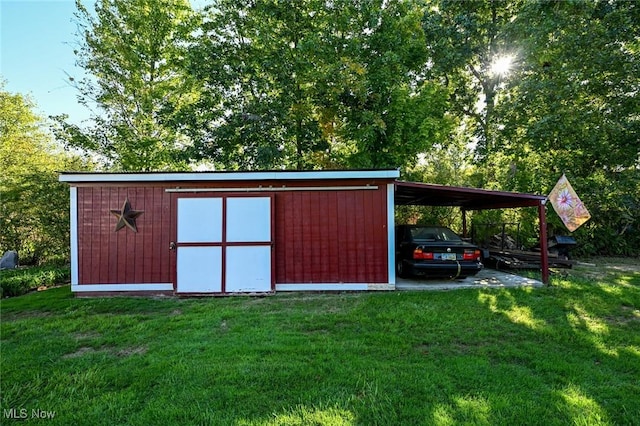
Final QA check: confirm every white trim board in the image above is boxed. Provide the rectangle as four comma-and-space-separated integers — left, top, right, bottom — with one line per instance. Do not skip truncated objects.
69, 187, 79, 287
165, 185, 378, 193
387, 183, 396, 285
72, 283, 174, 292
72, 283, 394, 292
59, 170, 400, 183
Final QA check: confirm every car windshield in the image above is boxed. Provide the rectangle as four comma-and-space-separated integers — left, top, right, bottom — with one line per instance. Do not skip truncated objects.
410, 227, 461, 242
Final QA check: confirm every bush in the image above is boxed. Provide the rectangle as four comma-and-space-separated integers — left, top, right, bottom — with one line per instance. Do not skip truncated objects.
0, 265, 70, 298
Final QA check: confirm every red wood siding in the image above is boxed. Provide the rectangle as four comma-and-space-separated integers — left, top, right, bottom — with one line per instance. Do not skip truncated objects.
74, 180, 391, 287
274, 188, 388, 283
77, 187, 172, 284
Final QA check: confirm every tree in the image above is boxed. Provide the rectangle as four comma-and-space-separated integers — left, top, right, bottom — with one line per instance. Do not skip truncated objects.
0, 85, 88, 264
335, 0, 451, 169
185, 0, 451, 170
185, 0, 330, 170
422, 0, 523, 162
496, 0, 640, 254
53, 0, 198, 171
421, 0, 640, 255
498, 0, 639, 181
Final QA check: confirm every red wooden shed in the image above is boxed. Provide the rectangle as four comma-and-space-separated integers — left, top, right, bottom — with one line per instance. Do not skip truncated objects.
60, 169, 550, 296
59, 170, 400, 296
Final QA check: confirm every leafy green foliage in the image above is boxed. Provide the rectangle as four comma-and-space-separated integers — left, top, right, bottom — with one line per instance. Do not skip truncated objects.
420, 0, 640, 255
0, 265, 70, 298
495, 0, 640, 254
53, 0, 198, 171
0, 86, 88, 264
184, 0, 451, 170
185, 0, 329, 170
422, 0, 525, 159
334, 1, 451, 169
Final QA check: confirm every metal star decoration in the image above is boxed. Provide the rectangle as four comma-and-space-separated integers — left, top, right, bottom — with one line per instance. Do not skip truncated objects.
110, 198, 144, 233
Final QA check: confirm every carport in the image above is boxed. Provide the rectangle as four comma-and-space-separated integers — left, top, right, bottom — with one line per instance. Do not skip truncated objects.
394, 181, 550, 284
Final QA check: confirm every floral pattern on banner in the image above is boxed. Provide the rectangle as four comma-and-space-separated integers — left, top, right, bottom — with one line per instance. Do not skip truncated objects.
548, 174, 591, 232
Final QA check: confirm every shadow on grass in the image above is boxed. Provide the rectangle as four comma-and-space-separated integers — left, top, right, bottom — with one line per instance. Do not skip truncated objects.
472, 271, 640, 426
1, 268, 639, 425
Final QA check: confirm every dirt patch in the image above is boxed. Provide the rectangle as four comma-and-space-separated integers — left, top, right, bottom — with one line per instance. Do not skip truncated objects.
219, 319, 228, 331
415, 344, 431, 355
3, 311, 52, 321
72, 332, 101, 340
63, 345, 147, 359
63, 347, 97, 359
587, 257, 640, 272
605, 315, 640, 326
605, 306, 640, 326
277, 293, 363, 303
300, 326, 330, 335
604, 264, 640, 273
568, 258, 640, 281
116, 346, 147, 357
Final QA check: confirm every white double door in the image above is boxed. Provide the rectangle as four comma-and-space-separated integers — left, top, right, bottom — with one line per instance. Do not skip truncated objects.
176, 196, 272, 293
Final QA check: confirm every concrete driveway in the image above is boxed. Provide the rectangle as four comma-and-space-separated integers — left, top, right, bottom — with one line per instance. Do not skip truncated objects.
395, 268, 543, 291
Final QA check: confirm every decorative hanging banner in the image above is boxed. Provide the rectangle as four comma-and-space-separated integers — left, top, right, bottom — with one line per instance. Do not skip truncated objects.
548, 174, 591, 232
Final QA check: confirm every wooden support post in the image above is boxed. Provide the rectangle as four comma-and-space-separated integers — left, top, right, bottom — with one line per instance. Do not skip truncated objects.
538, 202, 550, 285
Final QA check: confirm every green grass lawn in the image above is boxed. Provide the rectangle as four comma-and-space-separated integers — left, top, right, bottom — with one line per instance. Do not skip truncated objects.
1, 261, 639, 425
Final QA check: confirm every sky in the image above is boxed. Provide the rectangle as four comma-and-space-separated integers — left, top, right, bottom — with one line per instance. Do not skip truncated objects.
1, 0, 91, 125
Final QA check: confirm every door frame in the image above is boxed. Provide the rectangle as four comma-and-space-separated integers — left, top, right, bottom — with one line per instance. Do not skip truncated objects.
170, 192, 275, 294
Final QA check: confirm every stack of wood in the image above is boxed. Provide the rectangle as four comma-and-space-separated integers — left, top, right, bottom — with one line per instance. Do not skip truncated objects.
482, 234, 576, 270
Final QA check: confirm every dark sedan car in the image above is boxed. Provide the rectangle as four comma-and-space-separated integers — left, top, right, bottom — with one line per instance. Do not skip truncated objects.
395, 225, 483, 279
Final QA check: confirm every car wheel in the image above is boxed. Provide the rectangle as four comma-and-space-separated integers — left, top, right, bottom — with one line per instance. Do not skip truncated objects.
396, 259, 409, 278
